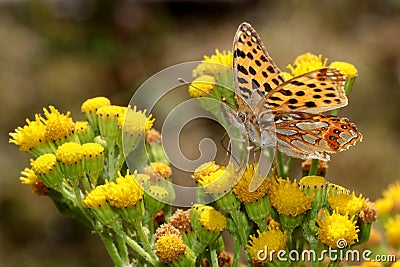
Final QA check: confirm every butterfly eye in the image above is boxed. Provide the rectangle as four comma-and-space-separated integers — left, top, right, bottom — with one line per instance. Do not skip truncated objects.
237, 112, 246, 123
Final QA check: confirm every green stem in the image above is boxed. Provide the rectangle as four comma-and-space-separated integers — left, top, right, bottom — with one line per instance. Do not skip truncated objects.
276, 150, 285, 178
310, 240, 319, 267
308, 159, 319, 176
115, 153, 126, 173
232, 238, 241, 267
123, 232, 159, 266
209, 247, 219, 267
101, 232, 125, 267
116, 233, 130, 266
107, 138, 116, 181
136, 224, 157, 259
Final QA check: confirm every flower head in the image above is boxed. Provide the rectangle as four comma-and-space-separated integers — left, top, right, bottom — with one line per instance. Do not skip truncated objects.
56, 142, 84, 179
247, 220, 287, 263
83, 184, 108, 208
188, 75, 216, 98
385, 214, 400, 247
107, 172, 144, 208
195, 162, 238, 195
328, 191, 364, 216
81, 97, 111, 114
31, 153, 62, 189
20, 167, 49, 196
155, 234, 186, 262
287, 52, 328, 77
330, 61, 358, 79
96, 105, 123, 139
42, 106, 75, 144
81, 97, 111, 132
118, 106, 154, 134
144, 162, 172, 179
169, 209, 192, 233
317, 209, 359, 248
9, 114, 53, 156
268, 177, 313, 216
155, 223, 181, 242
193, 49, 232, 77
74, 121, 94, 144
199, 207, 226, 233
233, 164, 269, 203
81, 143, 104, 184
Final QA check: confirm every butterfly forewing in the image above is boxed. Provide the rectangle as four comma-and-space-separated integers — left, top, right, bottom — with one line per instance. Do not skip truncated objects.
233, 22, 285, 113
265, 68, 348, 114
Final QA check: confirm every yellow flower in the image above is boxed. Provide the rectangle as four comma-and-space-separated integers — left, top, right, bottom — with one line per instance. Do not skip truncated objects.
299, 175, 327, 188
329, 61, 358, 79
81, 143, 104, 184
31, 154, 57, 175
144, 162, 172, 179
233, 164, 269, 203
193, 49, 232, 77
56, 142, 83, 165
9, 114, 49, 154
188, 75, 216, 98
155, 234, 186, 262
199, 207, 226, 232
279, 71, 293, 80
56, 142, 84, 179
328, 191, 364, 216
96, 105, 124, 139
81, 97, 111, 132
81, 97, 111, 114
376, 198, 393, 215
155, 223, 182, 242
385, 214, 400, 247
193, 161, 220, 181
118, 106, 154, 136
31, 153, 62, 189
196, 162, 238, 195
316, 210, 359, 248
287, 52, 328, 76
107, 172, 144, 208
74, 121, 94, 143
20, 167, 49, 196
391, 261, 400, 267
42, 106, 75, 143
247, 220, 287, 263
83, 184, 108, 208
268, 177, 313, 216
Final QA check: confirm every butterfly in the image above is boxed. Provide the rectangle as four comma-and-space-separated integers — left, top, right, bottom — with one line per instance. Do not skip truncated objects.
231, 22, 362, 161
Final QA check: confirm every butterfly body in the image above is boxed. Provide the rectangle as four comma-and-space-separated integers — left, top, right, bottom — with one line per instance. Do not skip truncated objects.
232, 22, 362, 161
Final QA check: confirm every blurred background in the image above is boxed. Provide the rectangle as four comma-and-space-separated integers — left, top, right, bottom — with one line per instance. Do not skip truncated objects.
1, 0, 400, 266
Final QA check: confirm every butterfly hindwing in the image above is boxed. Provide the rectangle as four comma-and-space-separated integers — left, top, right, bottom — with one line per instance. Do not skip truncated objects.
274, 113, 362, 160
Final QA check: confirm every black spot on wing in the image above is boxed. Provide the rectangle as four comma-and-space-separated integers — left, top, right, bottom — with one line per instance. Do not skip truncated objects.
249, 66, 257, 75
279, 89, 292, 96
264, 83, 272, 91
295, 91, 305, 96
238, 77, 248, 84
305, 101, 317, 108
247, 52, 254, 60
237, 64, 248, 75
251, 79, 260, 89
